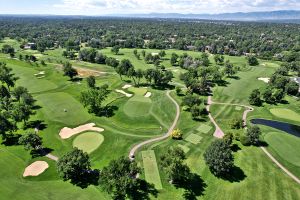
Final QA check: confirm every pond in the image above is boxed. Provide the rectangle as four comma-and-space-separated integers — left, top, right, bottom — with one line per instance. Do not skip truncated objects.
251, 118, 300, 138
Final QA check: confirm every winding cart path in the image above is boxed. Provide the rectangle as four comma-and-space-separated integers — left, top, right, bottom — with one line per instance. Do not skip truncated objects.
128, 90, 180, 159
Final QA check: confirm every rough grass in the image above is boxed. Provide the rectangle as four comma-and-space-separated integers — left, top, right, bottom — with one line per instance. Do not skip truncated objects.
270, 108, 300, 123
197, 124, 212, 134
265, 132, 300, 167
73, 132, 104, 154
185, 134, 203, 144
142, 150, 163, 190
35, 92, 91, 126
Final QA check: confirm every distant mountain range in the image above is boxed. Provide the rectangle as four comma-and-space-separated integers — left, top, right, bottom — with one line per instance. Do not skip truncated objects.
110, 10, 300, 22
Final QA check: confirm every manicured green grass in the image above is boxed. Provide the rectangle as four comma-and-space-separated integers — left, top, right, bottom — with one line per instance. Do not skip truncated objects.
235, 106, 242, 111
270, 108, 300, 123
35, 92, 91, 126
265, 132, 300, 167
177, 144, 190, 153
73, 132, 104, 154
142, 150, 163, 190
185, 134, 203, 144
197, 124, 212, 134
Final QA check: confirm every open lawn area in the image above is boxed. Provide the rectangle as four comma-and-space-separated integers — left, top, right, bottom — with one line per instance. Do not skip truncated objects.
73, 132, 104, 154
142, 150, 163, 190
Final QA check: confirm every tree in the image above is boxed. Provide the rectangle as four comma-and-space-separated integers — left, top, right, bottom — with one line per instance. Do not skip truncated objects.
181, 94, 202, 108
11, 102, 34, 126
214, 54, 224, 65
230, 118, 243, 129
111, 45, 120, 55
224, 60, 235, 77
160, 147, 190, 183
247, 56, 259, 66
175, 86, 182, 95
170, 53, 178, 65
191, 105, 201, 119
80, 85, 110, 115
57, 148, 92, 183
1, 45, 14, 54
127, 67, 137, 85
159, 50, 166, 58
135, 69, 144, 86
12, 86, 28, 101
63, 62, 78, 80
171, 129, 183, 139
204, 140, 234, 176
117, 59, 133, 79
263, 87, 275, 104
285, 81, 299, 96
86, 76, 96, 88
249, 89, 262, 106
105, 57, 119, 68
99, 156, 142, 200
0, 62, 18, 90
18, 133, 42, 151
246, 125, 261, 145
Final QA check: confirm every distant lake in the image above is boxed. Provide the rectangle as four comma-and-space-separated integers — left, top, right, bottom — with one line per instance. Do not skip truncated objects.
251, 118, 300, 138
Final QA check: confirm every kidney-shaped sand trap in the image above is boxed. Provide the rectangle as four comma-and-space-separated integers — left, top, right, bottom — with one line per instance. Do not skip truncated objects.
59, 123, 104, 139
73, 132, 104, 154
23, 161, 49, 177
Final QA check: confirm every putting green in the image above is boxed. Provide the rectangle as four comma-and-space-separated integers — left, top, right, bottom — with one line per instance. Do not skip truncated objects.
123, 87, 152, 117
73, 132, 104, 154
270, 108, 300, 123
142, 150, 162, 190
265, 132, 300, 167
35, 92, 91, 125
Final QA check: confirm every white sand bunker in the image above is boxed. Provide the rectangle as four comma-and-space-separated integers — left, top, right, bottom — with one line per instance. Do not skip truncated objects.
144, 92, 152, 98
34, 71, 45, 76
122, 84, 132, 89
59, 123, 104, 139
258, 77, 270, 83
23, 161, 49, 177
115, 89, 133, 97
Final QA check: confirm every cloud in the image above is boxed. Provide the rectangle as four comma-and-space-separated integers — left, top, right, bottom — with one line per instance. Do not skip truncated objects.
53, 0, 300, 15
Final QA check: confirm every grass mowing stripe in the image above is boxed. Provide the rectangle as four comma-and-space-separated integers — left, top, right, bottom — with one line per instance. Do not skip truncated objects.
142, 150, 163, 190
197, 124, 212, 134
185, 134, 203, 145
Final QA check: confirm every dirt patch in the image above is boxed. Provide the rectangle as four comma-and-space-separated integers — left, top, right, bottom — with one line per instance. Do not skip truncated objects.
75, 67, 106, 78
23, 161, 49, 177
59, 123, 104, 139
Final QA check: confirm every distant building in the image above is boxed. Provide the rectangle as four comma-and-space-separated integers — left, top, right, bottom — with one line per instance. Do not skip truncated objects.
24, 42, 36, 49
291, 77, 300, 92
186, 45, 196, 51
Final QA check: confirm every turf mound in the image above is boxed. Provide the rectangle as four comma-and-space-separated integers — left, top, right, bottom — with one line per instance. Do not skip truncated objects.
265, 132, 300, 167
142, 150, 162, 190
123, 87, 152, 117
73, 132, 104, 154
35, 92, 91, 125
59, 123, 104, 139
23, 161, 49, 177
270, 108, 300, 123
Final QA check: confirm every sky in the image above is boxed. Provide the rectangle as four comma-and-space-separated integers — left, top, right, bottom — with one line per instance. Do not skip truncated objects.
0, 0, 299, 15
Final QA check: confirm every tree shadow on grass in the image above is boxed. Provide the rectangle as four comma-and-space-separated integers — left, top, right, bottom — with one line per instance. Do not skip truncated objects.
70, 170, 100, 189
24, 120, 47, 131
30, 147, 54, 158
1, 134, 22, 146
128, 179, 158, 200
220, 166, 246, 183
96, 105, 118, 118
231, 144, 241, 152
174, 173, 207, 200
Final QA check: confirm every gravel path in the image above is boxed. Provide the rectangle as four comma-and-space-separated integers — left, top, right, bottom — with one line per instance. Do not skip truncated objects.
207, 96, 300, 185
128, 90, 180, 159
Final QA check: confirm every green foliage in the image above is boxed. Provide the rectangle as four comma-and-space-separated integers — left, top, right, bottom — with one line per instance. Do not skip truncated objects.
249, 89, 262, 106
204, 140, 234, 176
18, 133, 42, 151
0, 62, 18, 90
247, 56, 259, 66
57, 148, 91, 182
86, 76, 96, 88
80, 85, 110, 115
111, 45, 120, 55
246, 125, 261, 145
99, 156, 142, 200
1, 44, 14, 54
171, 129, 183, 139
285, 81, 299, 96
63, 62, 78, 80
230, 118, 243, 129
181, 94, 202, 108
